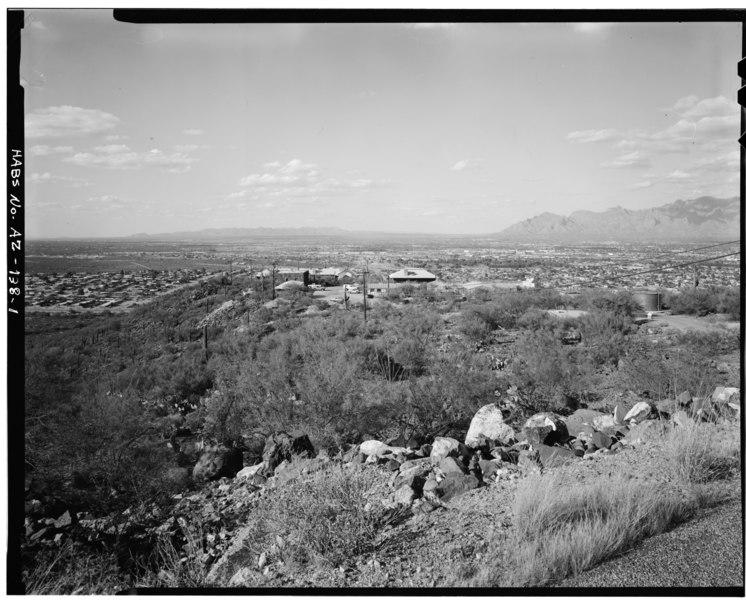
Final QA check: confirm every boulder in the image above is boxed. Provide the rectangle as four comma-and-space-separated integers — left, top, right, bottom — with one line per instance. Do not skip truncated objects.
623, 402, 652, 425
535, 443, 578, 468
672, 410, 694, 428
627, 420, 664, 444
523, 412, 569, 447
438, 456, 467, 476
564, 409, 604, 437
262, 431, 315, 476
711, 387, 740, 405
193, 446, 243, 483
236, 464, 263, 480
479, 459, 500, 480
434, 473, 479, 502
360, 440, 409, 463
430, 437, 461, 465
591, 430, 612, 450
592, 414, 617, 434
464, 403, 515, 447
393, 484, 417, 507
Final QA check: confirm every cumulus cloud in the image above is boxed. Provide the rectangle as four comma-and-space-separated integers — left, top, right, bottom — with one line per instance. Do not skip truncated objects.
182, 128, 205, 136
601, 151, 651, 169
28, 171, 91, 187
28, 145, 74, 156
451, 159, 483, 171
65, 145, 198, 173
232, 159, 388, 202
87, 195, 129, 211
568, 95, 738, 195
26, 106, 120, 139
566, 129, 620, 143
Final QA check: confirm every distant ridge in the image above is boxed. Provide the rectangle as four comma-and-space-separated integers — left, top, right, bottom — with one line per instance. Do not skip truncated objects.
493, 196, 740, 242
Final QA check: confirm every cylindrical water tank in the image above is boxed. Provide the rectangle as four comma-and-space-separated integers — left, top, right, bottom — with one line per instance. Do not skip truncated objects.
633, 291, 661, 312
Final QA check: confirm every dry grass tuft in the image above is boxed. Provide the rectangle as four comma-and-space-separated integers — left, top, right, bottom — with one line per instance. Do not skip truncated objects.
466, 468, 725, 588
664, 419, 740, 485
214, 462, 387, 585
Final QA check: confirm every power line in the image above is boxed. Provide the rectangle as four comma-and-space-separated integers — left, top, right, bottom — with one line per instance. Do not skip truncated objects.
551, 251, 740, 290
585, 240, 740, 267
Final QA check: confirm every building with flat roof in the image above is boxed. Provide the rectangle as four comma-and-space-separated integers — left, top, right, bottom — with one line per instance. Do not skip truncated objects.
389, 268, 437, 283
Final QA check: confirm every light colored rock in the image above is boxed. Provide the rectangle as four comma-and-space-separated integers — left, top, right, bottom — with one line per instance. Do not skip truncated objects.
565, 409, 605, 436
236, 464, 263, 479
623, 401, 652, 425
430, 437, 461, 465
672, 410, 693, 427
711, 387, 740, 405
523, 412, 568, 446
359, 440, 408, 462
464, 403, 515, 447
393, 484, 416, 507
592, 414, 616, 433
438, 456, 467, 476
228, 567, 252, 587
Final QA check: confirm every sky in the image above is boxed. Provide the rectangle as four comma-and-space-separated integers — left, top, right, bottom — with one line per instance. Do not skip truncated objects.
20, 11, 742, 238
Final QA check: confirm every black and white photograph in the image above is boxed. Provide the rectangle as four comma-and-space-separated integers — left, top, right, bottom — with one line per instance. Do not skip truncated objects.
10, 8, 743, 593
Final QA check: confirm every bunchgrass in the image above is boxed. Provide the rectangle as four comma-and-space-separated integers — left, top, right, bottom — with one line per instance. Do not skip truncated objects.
467, 470, 717, 588
213, 462, 387, 585
664, 419, 740, 485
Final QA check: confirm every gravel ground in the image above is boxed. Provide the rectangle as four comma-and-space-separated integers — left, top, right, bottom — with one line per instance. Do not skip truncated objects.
556, 496, 743, 588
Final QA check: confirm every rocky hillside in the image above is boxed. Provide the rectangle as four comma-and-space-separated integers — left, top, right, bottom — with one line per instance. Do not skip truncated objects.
23, 386, 741, 590
495, 196, 740, 242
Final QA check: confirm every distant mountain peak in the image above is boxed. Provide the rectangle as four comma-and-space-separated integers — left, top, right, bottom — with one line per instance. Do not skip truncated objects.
494, 196, 739, 242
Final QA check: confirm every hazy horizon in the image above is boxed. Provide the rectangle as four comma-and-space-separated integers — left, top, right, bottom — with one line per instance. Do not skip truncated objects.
22, 13, 741, 238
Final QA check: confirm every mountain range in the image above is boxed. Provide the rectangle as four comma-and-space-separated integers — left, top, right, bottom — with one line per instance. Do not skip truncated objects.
126, 196, 740, 243
492, 196, 740, 242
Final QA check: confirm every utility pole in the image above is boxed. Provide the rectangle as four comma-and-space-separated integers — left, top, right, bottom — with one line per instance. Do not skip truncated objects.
363, 267, 368, 322
271, 263, 276, 300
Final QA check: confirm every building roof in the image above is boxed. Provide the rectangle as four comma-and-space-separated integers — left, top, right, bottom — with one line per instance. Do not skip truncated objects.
389, 268, 436, 281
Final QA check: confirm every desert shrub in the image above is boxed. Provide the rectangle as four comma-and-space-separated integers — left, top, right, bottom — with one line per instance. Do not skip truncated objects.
664, 420, 740, 485
224, 463, 387, 577
576, 309, 633, 367
510, 331, 584, 413
666, 286, 740, 319
617, 340, 721, 403
27, 389, 176, 512
579, 289, 643, 317
23, 540, 126, 595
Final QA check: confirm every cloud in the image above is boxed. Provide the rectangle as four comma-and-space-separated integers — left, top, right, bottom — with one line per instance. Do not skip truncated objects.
664, 95, 735, 120
572, 23, 615, 35
357, 90, 378, 99
26, 106, 120, 139
87, 195, 129, 211
566, 129, 620, 143
28, 171, 91, 187
601, 151, 651, 169
630, 181, 653, 189
663, 169, 694, 181
28, 145, 74, 156
65, 146, 198, 173
451, 159, 483, 171
182, 128, 205, 136
232, 159, 388, 202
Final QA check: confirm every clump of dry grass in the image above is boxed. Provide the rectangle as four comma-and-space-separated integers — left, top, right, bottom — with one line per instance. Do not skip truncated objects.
214, 461, 387, 585
465, 471, 713, 588
23, 540, 126, 595
664, 419, 740, 485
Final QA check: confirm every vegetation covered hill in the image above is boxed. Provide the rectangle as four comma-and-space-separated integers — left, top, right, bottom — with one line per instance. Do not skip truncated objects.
20, 275, 741, 592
